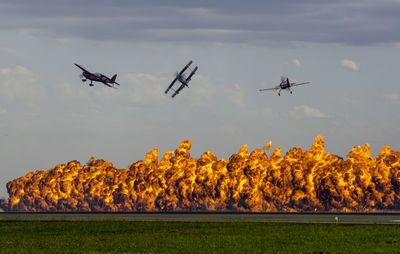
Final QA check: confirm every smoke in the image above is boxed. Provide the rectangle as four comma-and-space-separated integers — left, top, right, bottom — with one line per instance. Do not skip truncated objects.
5, 136, 400, 212
0, 198, 7, 211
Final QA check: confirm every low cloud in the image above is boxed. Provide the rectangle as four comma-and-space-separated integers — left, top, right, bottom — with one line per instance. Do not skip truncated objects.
0, 66, 42, 101
0, 47, 24, 57
242, 108, 273, 119
0, 107, 7, 128
229, 84, 245, 107
0, 108, 7, 116
340, 59, 359, 71
61, 82, 119, 100
384, 93, 400, 103
124, 73, 168, 105
292, 59, 301, 68
185, 75, 217, 109
218, 125, 237, 135
290, 105, 328, 119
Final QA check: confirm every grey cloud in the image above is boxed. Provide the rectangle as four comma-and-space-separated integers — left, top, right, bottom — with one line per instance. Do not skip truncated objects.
1, 1, 400, 45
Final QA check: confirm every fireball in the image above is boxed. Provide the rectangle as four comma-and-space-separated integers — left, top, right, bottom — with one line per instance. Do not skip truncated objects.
6, 136, 400, 212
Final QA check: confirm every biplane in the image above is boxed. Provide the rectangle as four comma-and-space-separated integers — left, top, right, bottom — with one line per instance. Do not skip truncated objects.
259, 76, 310, 96
74, 63, 120, 88
165, 61, 198, 98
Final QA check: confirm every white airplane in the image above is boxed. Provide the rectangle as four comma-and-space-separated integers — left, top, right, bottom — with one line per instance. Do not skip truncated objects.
259, 77, 310, 96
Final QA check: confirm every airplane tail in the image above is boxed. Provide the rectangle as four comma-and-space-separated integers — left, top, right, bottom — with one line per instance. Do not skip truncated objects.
111, 74, 117, 82
286, 78, 290, 86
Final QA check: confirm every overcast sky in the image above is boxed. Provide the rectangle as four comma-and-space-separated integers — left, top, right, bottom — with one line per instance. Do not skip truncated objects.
1, 0, 400, 197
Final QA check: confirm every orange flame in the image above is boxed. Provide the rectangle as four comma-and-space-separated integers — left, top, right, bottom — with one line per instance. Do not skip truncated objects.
5, 136, 400, 212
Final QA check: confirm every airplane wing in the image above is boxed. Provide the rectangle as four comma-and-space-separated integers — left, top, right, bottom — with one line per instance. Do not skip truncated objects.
165, 75, 179, 94
179, 61, 192, 76
171, 84, 186, 98
74, 63, 92, 74
185, 66, 198, 85
290, 82, 310, 87
101, 81, 117, 89
259, 86, 280, 91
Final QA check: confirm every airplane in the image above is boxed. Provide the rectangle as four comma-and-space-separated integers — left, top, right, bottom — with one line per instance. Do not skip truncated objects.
165, 61, 198, 98
74, 63, 120, 88
259, 76, 310, 96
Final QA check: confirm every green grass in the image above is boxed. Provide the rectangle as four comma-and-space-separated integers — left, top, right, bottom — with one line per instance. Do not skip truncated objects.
0, 221, 399, 253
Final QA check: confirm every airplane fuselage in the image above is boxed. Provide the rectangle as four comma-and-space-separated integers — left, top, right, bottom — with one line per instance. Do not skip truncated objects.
280, 79, 291, 89
280, 83, 288, 89
83, 72, 111, 83
178, 75, 187, 85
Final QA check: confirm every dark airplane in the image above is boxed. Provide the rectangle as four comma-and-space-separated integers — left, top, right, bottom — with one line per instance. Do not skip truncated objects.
165, 61, 198, 98
74, 63, 120, 88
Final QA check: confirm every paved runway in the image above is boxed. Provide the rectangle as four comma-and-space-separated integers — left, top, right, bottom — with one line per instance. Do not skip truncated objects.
1, 212, 400, 224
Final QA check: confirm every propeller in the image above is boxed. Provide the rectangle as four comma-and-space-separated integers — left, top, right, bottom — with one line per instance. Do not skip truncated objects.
79, 73, 87, 82
281, 76, 287, 83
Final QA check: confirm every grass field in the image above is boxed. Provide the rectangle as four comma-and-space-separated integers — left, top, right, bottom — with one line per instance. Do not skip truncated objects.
0, 221, 399, 253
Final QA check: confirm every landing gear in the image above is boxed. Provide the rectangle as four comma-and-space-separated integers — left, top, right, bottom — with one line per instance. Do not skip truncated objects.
89, 83, 94, 87
82, 79, 87, 82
